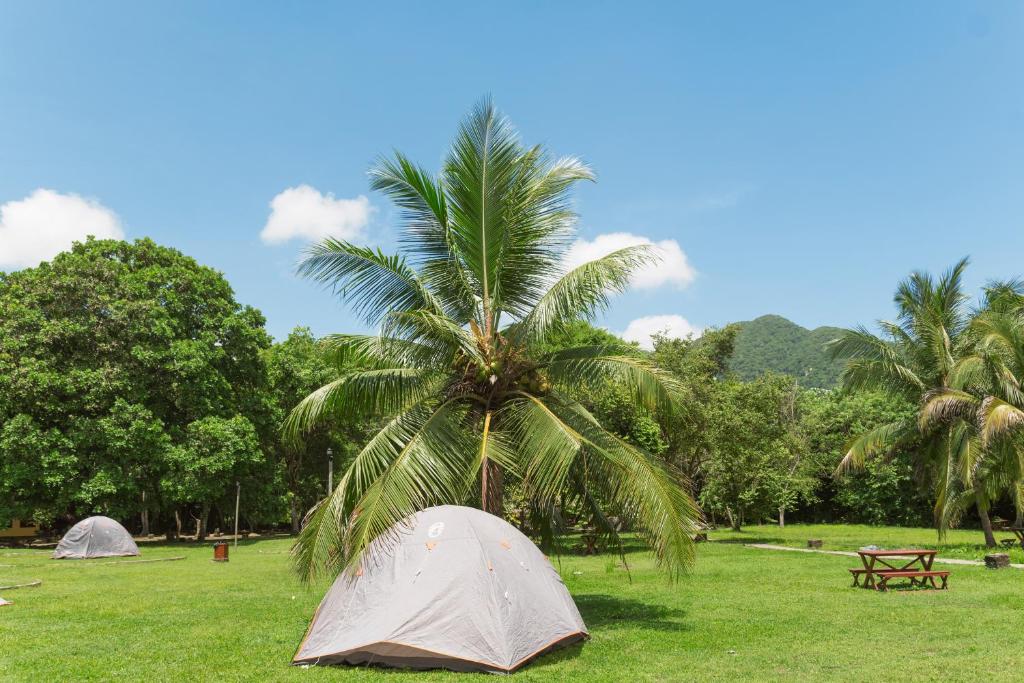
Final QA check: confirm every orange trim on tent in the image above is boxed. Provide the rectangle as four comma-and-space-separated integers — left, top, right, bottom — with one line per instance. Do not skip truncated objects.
292, 630, 589, 671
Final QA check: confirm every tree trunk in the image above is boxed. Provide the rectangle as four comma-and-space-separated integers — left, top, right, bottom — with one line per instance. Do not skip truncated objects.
197, 503, 210, 542
166, 509, 179, 541
978, 504, 997, 548
481, 458, 504, 517
141, 492, 150, 536
289, 498, 301, 534
726, 507, 741, 532
778, 506, 785, 528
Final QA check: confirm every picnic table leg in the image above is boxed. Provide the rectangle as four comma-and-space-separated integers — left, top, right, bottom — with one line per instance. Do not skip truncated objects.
922, 554, 936, 588
862, 556, 876, 589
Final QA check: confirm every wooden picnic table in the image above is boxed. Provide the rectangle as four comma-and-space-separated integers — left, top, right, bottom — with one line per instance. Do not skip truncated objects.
1004, 527, 1024, 549
851, 549, 945, 590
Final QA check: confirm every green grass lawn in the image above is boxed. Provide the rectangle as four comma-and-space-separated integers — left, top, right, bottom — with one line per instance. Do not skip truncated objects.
2, 526, 1023, 681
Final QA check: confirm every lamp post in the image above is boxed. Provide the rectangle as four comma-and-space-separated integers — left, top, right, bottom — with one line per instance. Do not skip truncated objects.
233, 480, 240, 549
327, 447, 334, 496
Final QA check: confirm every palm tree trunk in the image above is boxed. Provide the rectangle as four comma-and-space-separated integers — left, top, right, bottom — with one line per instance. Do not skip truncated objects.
978, 504, 997, 548
481, 459, 504, 517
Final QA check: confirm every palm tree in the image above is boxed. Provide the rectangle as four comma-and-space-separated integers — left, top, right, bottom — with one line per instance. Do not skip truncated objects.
920, 281, 1024, 536
285, 100, 700, 582
829, 258, 1000, 545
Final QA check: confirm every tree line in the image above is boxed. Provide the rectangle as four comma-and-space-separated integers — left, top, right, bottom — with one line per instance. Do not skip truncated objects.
0, 238, 371, 540
0, 239, 1013, 547
0, 236, 937, 544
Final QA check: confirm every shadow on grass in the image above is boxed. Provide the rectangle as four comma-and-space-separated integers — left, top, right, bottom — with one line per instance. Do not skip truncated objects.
519, 639, 585, 671
546, 535, 652, 558
134, 535, 294, 550
574, 593, 690, 632
711, 535, 787, 546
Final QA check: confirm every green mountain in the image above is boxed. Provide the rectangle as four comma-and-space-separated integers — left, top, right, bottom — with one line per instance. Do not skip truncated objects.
727, 315, 846, 388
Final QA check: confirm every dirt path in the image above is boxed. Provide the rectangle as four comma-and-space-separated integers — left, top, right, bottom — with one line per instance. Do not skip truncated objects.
743, 542, 1024, 569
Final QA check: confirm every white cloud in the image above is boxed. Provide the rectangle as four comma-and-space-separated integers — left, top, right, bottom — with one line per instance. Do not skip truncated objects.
621, 314, 702, 350
0, 189, 124, 270
260, 185, 373, 244
563, 232, 695, 289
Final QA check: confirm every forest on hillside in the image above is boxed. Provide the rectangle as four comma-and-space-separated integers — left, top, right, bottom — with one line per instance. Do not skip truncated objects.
727, 314, 845, 389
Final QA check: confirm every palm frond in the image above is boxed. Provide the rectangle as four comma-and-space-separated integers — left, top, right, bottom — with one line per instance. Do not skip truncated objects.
501, 392, 584, 508
489, 149, 595, 318
836, 419, 915, 473
829, 326, 923, 396
283, 367, 442, 441
369, 152, 478, 322
919, 389, 978, 432
291, 397, 475, 581
382, 309, 486, 364
344, 399, 478, 569
442, 97, 523, 329
979, 396, 1024, 447
297, 240, 443, 325
504, 391, 699, 579
318, 333, 454, 370
513, 246, 655, 347
542, 345, 684, 416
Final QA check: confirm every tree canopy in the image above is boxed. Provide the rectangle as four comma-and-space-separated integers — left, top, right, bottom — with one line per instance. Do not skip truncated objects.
286, 100, 701, 582
0, 238, 272, 535
831, 258, 1024, 545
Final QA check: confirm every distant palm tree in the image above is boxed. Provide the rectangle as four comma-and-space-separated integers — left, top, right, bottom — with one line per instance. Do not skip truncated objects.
829, 259, 1001, 545
286, 100, 699, 582
920, 281, 1024, 540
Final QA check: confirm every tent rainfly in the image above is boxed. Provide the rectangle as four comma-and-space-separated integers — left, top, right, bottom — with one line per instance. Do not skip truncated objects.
53, 516, 140, 560
293, 505, 588, 673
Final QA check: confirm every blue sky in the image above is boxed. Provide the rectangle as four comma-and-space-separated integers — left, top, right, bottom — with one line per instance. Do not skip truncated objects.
2, 2, 1023, 345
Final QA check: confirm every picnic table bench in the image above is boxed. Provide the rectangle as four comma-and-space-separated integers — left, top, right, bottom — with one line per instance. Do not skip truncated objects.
850, 549, 949, 591
1002, 526, 1024, 550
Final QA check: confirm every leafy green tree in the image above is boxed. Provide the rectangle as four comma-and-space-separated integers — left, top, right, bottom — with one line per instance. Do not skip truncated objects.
287, 100, 700, 581
699, 374, 814, 530
830, 259, 1002, 545
264, 327, 375, 532
650, 326, 737, 485
799, 389, 929, 525
161, 416, 263, 540
0, 237, 272, 531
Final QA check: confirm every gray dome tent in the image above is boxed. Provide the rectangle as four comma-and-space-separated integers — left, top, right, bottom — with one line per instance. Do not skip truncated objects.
53, 516, 139, 560
293, 505, 588, 673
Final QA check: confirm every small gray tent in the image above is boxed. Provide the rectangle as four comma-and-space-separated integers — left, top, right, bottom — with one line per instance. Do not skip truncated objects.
293, 505, 588, 673
53, 516, 139, 560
